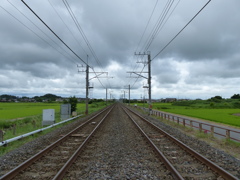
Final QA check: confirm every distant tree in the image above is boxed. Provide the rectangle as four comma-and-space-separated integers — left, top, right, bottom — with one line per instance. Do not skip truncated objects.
0, 94, 17, 100
96, 99, 104, 102
65, 96, 78, 113
209, 95, 222, 103
231, 94, 240, 99
42, 93, 61, 102
213, 96, 222, 100
33, 96, 43, 102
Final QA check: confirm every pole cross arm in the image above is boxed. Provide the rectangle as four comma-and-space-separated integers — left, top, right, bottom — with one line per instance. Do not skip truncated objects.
127, 72, 148, 79
89, 72, 108, 81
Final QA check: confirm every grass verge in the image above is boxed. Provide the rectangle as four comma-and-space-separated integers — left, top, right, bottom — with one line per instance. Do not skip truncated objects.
157, 115, 240, 160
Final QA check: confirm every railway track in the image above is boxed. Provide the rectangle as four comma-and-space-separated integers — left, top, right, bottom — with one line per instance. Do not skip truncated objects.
0, 105, 115, 180
0, 103, 238, 179
60, 103, 175, 179
121, 105, 238, 180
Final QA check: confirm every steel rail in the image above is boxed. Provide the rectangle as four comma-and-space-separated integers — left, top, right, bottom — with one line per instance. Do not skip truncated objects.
125, 105, 238, 180
0, 105, 113, 180
122, 106, 184, 180
52, 105, 115, 180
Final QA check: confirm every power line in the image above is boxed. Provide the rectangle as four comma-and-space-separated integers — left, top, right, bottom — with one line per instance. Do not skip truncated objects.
130, 63, 147, 89
20, 0, 88, 66
63, 0, 109, 89
47, 0, 88, 56
135, 0, 159, 53
130, 0, 176, 88
63, 0, 102, 69
142, 0, 175, 52
6, 0, 80, 65
152, 0, 212, 60
152, 0, 180, 44
131, 0, 211, 90
0, 5, 80, 66
128, 0, 158, 87
145, 0, 181, 52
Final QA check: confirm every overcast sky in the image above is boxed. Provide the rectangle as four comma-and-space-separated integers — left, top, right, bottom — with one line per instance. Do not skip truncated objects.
0, 0, 240, 100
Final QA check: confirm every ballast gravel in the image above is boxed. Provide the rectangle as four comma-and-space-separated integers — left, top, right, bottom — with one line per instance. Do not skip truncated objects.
0, 105, 239, 179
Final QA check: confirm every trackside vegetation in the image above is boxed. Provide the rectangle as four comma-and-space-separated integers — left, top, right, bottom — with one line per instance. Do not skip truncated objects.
0, 101, 108, 139
0, 101, 109, 156
137, 97, 240, 127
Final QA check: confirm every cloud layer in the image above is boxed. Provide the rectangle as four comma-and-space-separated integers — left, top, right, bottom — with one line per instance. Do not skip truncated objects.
0, 0, 240, 99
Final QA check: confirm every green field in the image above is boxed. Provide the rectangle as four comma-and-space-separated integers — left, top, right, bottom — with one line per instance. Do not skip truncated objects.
137, 102, 240, 127
0, 102, 107, 139
0, 102, 108, 155
0, 103, 62, 120
0, 102, 104, 121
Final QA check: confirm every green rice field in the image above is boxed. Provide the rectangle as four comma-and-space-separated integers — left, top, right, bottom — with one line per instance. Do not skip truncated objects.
138, 102, 240, 127
0, 102, 107, 140
0, 102, 94, 155
0, 103, 61, 120
0, 102, 94, 121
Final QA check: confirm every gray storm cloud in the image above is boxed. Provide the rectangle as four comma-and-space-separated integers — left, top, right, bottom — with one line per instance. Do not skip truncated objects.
0, 0, 240, 99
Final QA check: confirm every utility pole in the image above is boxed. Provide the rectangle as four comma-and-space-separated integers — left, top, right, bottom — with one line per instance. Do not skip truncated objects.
85, 63, 89, 115
121, 90, 126, 103
128, 84, 130, 105
78, 55, 109, 115
106, 88, 108, 105
147, 52, 152, 108
123, 85, 131, 105
128, 51, 152, 115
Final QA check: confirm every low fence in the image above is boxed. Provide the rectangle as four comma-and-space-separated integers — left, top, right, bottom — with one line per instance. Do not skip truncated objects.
139, 107, 240, 142
0, 114, 82, 146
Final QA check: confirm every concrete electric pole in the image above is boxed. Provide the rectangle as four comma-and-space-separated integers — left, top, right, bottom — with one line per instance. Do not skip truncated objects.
78, 56, 109, 115
128, 51, 152, 114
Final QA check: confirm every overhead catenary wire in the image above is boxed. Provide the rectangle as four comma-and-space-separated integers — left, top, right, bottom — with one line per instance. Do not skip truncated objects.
142, 0, 175, 52
129, 0, 177, 88
63, 0, 103, 70
128, 0, 159, 87
20, 0, 88, 66
47, 0, 88, 57
130, 63, 147, 89
63, 0, 108, 89
152, 0, 212, 60
63, 0, 107, 89
0, 5, 79, 66
145, 0, 181, 52
135, 0, 159, 54
131, 0, 212, 89
5, 0, 80, 65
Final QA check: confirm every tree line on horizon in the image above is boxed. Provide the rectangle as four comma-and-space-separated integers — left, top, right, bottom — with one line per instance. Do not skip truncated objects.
1, 93, 240, 103
0, 93, 65, 102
